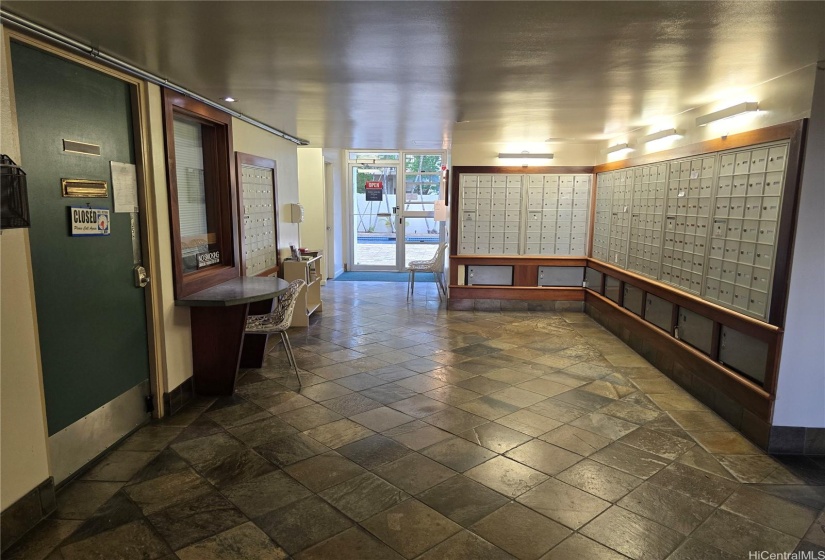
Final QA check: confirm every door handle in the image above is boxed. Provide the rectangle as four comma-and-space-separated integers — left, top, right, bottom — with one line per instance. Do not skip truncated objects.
134, 265, 150, 288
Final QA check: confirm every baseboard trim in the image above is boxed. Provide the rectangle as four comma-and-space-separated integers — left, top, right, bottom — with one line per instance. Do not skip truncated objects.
163, 377, 195, 416
0, 477, 55, 553
768, 426, 825, 455
447, 298, 584, 312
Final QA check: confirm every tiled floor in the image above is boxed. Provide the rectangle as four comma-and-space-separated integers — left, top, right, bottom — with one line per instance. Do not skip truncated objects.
8, 281, 825, 560
354, 242, 438, 267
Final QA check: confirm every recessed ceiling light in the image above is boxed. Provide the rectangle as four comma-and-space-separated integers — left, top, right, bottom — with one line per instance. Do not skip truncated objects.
223, 97, 237, 103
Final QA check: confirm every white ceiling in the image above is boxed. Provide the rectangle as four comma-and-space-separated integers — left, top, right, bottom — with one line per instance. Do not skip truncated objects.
5, 1, 825, 149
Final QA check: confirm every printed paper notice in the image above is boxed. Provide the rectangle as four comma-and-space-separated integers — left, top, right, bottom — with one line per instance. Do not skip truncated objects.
111, 162, 139, 213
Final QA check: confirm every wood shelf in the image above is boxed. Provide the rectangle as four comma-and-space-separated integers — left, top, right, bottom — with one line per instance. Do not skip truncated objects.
282, 254, 323, 327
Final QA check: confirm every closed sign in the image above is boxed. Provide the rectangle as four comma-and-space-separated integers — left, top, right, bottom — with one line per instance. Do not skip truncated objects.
69, 207, 110, 236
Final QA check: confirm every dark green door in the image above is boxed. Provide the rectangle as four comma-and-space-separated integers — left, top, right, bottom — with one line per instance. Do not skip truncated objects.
11, 43, 150, 439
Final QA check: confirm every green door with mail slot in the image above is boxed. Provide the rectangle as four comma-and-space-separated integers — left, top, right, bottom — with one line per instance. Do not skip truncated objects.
11, 42, 150, 472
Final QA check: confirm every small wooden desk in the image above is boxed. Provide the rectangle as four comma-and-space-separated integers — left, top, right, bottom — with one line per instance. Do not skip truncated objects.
176, 277, 290, 395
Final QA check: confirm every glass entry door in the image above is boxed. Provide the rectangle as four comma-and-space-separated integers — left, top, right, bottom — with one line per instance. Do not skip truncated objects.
349, 152, 445, 271
400, 153, 444, 264
351, 162, 401, 269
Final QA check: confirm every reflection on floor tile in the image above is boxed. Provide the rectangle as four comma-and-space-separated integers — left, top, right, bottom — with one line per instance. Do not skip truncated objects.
465, 456, 548, 498
255, 495, 352, 555
146, 492, 246, 550
4, 520, 81, 560
617, 482, 715, 535
372, 453, 456, 495
555, 459, 643, 502
361, 499, 461, 558
691, 509, 800, 556
471, 502, 570, 559
417, 530, 513, 560
55, 481, 124, 520
318, 473, 407, 522
124, 469, 212, 515
420, 436, 497, 472
460, 422, 532, 454
720, 486, 818, 539
336, 434, 412, 470
295, 526, 403, 560
7, 281, 824, 560
81, 451, 157, 482
60, 520, 171, 560
543, 533, 628, 560
517, 478, 610, 530
175, 522, 286, 560
580, 506, 682, 560
221, 470, 311, 518
283, 452, 365, 493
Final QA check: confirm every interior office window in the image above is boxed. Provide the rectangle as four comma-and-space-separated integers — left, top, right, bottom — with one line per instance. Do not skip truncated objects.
163, 89, 238, 297
174, 117, 213, 272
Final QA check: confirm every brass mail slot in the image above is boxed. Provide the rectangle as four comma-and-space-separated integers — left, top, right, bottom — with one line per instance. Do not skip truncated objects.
61, 179, 108, 198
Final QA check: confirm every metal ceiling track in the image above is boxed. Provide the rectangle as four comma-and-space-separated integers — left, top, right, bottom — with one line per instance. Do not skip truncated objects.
1, 9, 310, 146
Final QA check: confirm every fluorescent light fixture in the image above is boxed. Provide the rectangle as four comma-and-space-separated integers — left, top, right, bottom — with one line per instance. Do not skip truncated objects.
638, 128, 682, 144
696, 102, 758, 127
498, 152, 554, 159
606, 143, 632, 154
222, 96, 237, 102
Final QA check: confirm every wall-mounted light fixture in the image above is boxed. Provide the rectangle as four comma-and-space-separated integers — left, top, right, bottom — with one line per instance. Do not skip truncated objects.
696, 102, 759, 127
605, 143, 633, 155
498, 151, 554, 159
637, 128, 682, 144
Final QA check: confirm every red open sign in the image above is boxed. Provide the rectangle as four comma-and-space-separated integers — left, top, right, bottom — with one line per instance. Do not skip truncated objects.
365, 181, 383, 189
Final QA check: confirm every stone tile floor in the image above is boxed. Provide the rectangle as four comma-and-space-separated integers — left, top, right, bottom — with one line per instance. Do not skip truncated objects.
8, 281, 825, 560
355, 243, 438, 268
